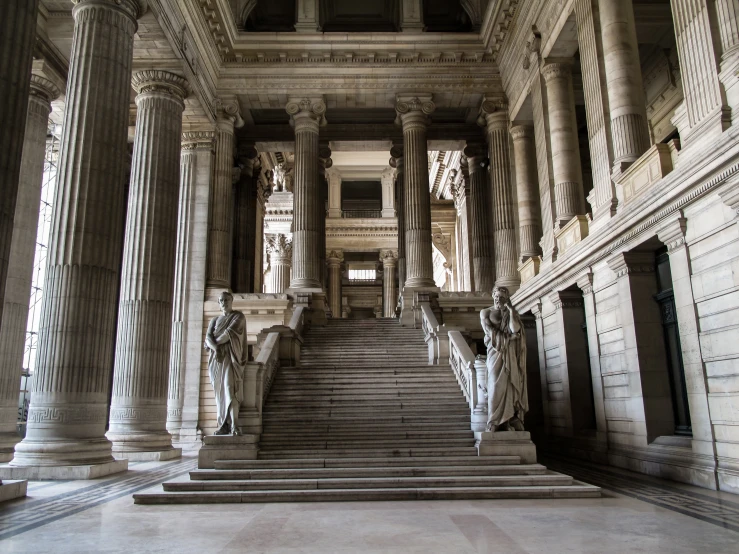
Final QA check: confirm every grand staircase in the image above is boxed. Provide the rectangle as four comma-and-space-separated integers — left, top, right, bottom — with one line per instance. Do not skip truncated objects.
135, 318, 599, 503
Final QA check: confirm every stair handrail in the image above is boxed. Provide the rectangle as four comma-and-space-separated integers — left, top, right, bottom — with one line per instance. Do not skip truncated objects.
255, 331, 280, 404
447, 330, 477, 412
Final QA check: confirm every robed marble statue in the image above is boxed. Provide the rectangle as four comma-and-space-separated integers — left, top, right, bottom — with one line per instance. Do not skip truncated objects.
480, 286, 528, 432
204, 291, 247, 435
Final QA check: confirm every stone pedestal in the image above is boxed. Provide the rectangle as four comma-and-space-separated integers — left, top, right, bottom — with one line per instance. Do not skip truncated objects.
198, 434, 259, 469
9, 0, 147, 479
0, 480, 27, 503
477, 431, 537, 464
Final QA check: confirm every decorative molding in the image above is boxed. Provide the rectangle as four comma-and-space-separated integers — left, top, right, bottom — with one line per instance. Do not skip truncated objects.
131, 70, 188, 99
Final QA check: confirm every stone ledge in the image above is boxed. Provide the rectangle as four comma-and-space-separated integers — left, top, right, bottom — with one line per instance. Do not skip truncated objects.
198, 435, 259, 469
0, 460, 128, 481
615, 141, 679, 208
0, 480, 27, 503
477, 431, 537, 464
113, 448, 182, 462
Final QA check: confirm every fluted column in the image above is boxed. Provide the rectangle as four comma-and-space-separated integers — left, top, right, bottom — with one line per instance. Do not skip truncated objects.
287, 97, 325, 290
510, 124, 542, 261
380, 250, 398, 317
107, 71, 186, 459
450, 166, 474, 291
318, 145, 332, 290
327, 250, 344, 317
10, 0, 147, 475
167, 130, 215, 440
232, 144, 259, 293
0, 0, 39, 389
265, 234, 292, 293
390, 145, 406, 291
464, 143, 495, 292
207, 100, 240, 290
599, 0, 650, 177
717, 0, 739, 123
381, 167, 396, 218
396, 95, 435, 288
0, 73, 61, 461
541, 61, 586, 227
481, 100, 520, 291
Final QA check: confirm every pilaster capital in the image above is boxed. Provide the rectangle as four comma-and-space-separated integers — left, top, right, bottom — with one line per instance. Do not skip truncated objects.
266, 234, 293, 259
72, 0, 148, 20
29, 74, 62, 104
325, 166, 342, 186
530, 300, 544, 319
215, 96, 244, 130
380, 249, 398, 267
477, 95, 509, 131
327, 250, 344, 265
656, 213, 688, 253
510, 124, 534, 141
576, 270, 594, 296
541, 60, 573, 83
286, 96, 327, 133
718, 173, 739, 220
181, 130, 216, 151
548, 289, 584, 309
381, 166, 396, 185
132, 70, 188, 101
395, 94, 435, 130
606, 251, 655, 279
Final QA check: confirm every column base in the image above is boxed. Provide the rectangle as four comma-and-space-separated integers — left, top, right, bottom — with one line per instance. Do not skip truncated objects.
0, 480, 27, 502
0, 459, 128, 480
476, 430, 537, 464
198, 434, 259, 469
113, 448, 182, 462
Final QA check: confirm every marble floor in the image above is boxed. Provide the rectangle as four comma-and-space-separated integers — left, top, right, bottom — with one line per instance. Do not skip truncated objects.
1, 452, 738, 553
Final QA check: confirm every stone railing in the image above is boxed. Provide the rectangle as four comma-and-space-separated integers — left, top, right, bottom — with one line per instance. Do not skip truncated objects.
448, 330, 476, 411
420, 302, 450, 364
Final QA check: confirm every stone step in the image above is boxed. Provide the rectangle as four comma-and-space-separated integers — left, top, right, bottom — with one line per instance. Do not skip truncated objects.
214, 456, 522, 469
163, 474, 573, 492
257, 447, 480, 459
259, 430, 473, 440
265, 393, 464, 403
261, 422, 468, 433
269, 381, 460, 390
261, 414, 471, 424
263, 399, 468, 408
133, 482, 602, 504
258, 438, 475, 450
189, 464, 547, 481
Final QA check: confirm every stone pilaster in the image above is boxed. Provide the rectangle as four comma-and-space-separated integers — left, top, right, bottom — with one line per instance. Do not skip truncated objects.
390, 145, 406, 291
232, 144, 259, 293
327, 250, 344, 318
480, 99, 520, 292
287, 97, 325, 290
717, 0, 739, 124
449, 167, 474, 291
464, 142, 494, 292
381, 166, 396, 218
541, 61, 586, 227
380, 250, 398, 317
107, 70, 187, 460
396, 95, 435, 288
265, 234, 292, 293
670, 0, 730, 145
574, 0, 617, 226
0, 0, 38, 378
167, 130, 215, 441
0, 71, 61, 462
295, 0, 320, 32
327, 167, 342, 218
9, 0, 147, 478
207, 99, 240, 290
400, 0, 424, 32
510, 124, 542, 261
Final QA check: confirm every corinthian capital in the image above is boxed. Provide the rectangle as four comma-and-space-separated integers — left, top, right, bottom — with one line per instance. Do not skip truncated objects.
286, 96, 327, 133
73, 0, 148, 20
380, 249, 398, 266
541, 60, 572, 83
132, 70, 188, 100
266, 234, 293, 258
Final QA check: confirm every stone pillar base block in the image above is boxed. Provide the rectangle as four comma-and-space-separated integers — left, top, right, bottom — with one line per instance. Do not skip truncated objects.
0, 459, 128, 480
198, 435, 259, 469
113, 448, 182, 462
477, 430, 537, 464
0, 480, 27, 503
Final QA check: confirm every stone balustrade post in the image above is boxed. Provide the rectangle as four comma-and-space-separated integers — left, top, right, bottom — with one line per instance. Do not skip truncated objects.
287, 97, 326, 290
510, 124, 542, 262
9, 0, 148, 478
107, 70, 187, 460
327, 250, 344, 318
265, 234, 292, 293
0, 70, 62, 461
380, 250, 398, 317
396, 95, 435, 289
464, 143, 494, 292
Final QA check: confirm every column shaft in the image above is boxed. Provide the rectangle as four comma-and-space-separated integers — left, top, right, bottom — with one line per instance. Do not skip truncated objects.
232, 146, 258, 293
0, 76, 60, 460
451, 167, 474, 291
265, 234, 292, 293
541, 62, 586, 226
397, 97, 435, 288
380, 251, 398, 317
531, 75, 557, 263
12, 0, 146, 470
465, 146, 495, 292
207, 113, 235, 289
510, 125, 542, 260
107, 71, 186, 458
390, 147, 405, 291
327, 251, 343, 317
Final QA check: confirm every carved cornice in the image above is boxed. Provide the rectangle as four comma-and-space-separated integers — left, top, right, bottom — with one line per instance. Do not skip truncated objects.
607, 252, 656, 279
576, 271, 594, 296
656, 214, 688, 253
132, 70, 188, 99
481, 0, 521, 60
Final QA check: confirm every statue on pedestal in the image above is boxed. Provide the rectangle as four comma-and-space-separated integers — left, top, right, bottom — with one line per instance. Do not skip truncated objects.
479, 286, 528, 432
204, 291, 247, 435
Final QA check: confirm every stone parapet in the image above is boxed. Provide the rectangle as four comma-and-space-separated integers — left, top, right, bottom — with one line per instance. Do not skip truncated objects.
615, 141, 679, 209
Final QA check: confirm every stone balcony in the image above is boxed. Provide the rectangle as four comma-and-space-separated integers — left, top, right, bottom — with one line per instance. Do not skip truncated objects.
614, 140, 680, 210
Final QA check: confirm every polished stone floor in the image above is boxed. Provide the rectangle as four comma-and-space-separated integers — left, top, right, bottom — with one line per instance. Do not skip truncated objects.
1, 452, 738, 553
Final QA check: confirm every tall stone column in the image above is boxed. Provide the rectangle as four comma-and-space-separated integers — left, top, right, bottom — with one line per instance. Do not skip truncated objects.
207, 100, 240, 290
327, 167, 342, 218
9, 0, 147, 478
167, 130, 215, 441
0, 71, 61, 462
232, 144, 259, 293
716, 0, 739, 124
107, 70, 187, 460
510, 124, 542, 261
450, 166, 474, 291
396, 95, 435, 288
265, 234, 292, 293
287, 97, 325, 290
480, 100, 520, 292
599, 0, 650, 177
464, 143, 495, 292
381, 167, 396, 217
390, 145, 406, 290
327, 250, 343, 318
541, 61, 586, 227
253, 178, 269, 293
318, 145, 332, 290
380, 250, 398, 317
0, 0, 39, 371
